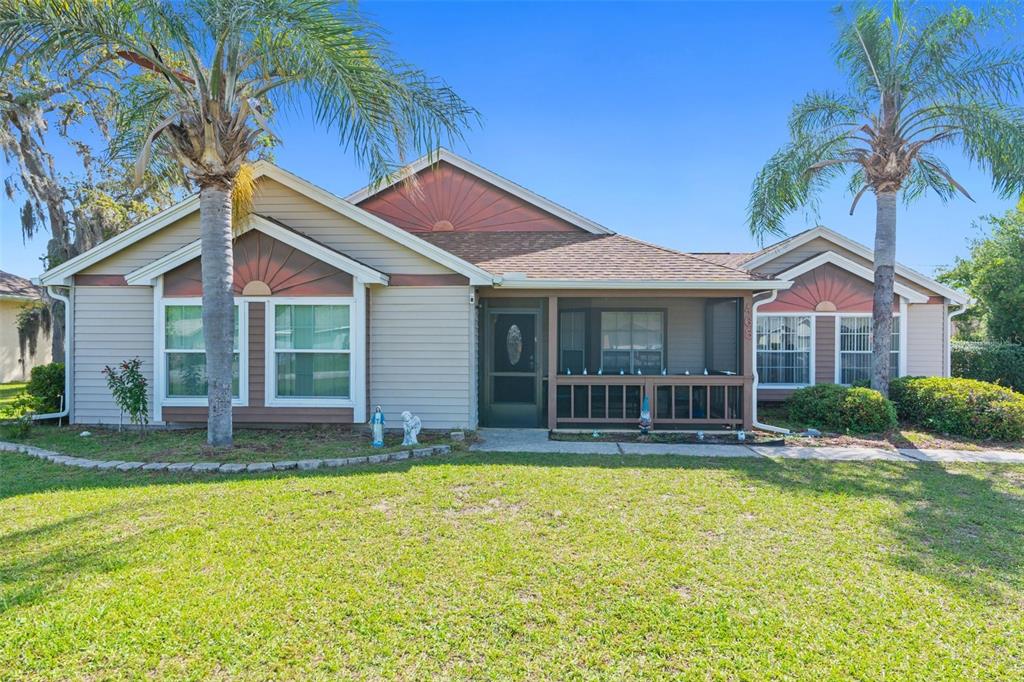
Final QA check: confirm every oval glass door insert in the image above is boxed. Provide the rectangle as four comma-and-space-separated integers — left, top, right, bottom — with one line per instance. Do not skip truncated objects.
506, 324, 523, 366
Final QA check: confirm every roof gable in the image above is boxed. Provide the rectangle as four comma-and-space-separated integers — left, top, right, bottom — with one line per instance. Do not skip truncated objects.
357, 160, 583, 234
40, 161, 493, 286
347, 149, 613, 235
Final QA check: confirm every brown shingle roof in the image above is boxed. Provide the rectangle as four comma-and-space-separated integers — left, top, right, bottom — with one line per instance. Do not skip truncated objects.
418, 232, 771, 281
0, 270, 41, 299
689, 252, 755, 270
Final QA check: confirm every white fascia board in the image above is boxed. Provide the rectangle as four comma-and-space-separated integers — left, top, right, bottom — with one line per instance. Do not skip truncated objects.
493, 278, 793, 290
0, 293, 39, 301
251, 161, 495, 285
39, 195, 201, 285
746, 225, 969, 304
125, 215, 390, 286
776, 251, 929, 304
344, 148, 615, 235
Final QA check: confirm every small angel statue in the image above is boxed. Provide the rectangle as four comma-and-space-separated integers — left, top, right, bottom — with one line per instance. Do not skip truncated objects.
369, 405, 385, 447
401, 411, 422, 446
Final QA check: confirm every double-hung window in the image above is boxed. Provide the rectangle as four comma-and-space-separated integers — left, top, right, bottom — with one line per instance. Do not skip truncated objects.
838, 316, 900, 385
756, 315, 812, 385
600, 311, 664, 374
271, 303, 351, 402
163, 303, 242, 400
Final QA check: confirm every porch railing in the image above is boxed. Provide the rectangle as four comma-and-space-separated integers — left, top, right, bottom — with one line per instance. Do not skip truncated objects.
552, 374, 750, 429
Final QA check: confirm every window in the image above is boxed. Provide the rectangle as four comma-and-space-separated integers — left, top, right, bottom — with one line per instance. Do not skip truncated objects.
164, 304, 241, 399
272, 303, 351, 400
756, 315, 811, 385
559, 310, 586, 374
838, 316, 900, 385
600, 311, 664, 374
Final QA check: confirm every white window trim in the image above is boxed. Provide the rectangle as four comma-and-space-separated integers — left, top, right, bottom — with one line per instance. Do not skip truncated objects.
833, 311, 903, 385
756, 315, 816, 389
154, 287, 250, 409
264, 291, 366, 416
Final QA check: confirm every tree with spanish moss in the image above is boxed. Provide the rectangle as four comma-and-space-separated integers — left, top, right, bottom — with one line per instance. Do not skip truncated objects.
0, 0, 476, 446
748, 1, 1024, 395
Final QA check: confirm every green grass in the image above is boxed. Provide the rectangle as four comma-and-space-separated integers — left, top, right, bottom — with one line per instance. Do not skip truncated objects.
2, 451, 1024, 679
0, 382, 27, 409
4, 425, 456, 463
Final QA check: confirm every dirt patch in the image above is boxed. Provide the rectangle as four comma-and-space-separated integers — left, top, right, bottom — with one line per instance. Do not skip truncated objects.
445, 497, 526, 517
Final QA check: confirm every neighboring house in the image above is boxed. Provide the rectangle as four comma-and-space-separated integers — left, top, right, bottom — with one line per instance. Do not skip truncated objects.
0, 270, 52, 383
38, 150, 968, 430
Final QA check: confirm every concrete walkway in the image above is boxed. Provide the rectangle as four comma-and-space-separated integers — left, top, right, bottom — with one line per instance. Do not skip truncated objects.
471, 429, 1024, 463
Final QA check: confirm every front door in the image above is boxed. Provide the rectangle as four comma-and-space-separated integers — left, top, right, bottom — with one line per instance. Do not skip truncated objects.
483, 309, 541, 427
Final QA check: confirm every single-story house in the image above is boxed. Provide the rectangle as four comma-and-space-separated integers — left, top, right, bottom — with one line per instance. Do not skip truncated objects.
37, 150, 969, 430
0, 270, 52, 383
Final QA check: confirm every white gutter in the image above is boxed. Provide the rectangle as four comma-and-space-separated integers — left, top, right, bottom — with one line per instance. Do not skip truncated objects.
32, 285, 71, 422
750, 289, 790, 434
946, 299, 972, 377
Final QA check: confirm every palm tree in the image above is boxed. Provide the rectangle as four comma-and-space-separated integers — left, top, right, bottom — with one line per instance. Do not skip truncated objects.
0, 0, 475, 445
748, 0, 1024, 395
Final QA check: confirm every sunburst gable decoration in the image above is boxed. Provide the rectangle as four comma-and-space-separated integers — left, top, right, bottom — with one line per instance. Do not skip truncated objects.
163, 229, 353, 297
358, 161, 583, 233
763, 263, 897, 313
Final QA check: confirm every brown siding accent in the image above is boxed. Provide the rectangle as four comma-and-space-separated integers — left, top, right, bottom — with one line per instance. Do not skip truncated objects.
763, 263, 897, 313
249, 301, 265, 407
388, 273, 470, 286
815, 316, 836, 384
927, 295, 945, 304
75, 274, 128, 286
162, 406, 354, 424
758, 387, 796, 402
164, 229, 353, 297
358, 161, 582, 233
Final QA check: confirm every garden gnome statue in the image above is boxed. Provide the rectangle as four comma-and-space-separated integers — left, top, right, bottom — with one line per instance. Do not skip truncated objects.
370, 405, 385, 447
638, 394, 652, 435
401, 411, 422, 446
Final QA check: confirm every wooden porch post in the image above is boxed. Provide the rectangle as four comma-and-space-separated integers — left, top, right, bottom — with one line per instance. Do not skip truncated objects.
742, 293, 754, 430
547, 295, 558, 431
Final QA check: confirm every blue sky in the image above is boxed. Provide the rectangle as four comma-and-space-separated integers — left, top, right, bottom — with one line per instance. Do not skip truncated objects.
1, 1, 1016, 279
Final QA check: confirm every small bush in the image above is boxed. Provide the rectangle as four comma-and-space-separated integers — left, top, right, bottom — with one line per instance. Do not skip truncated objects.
1, 393, 37, 438
27, 362, 64, 413
102, 357, 149, 432
890, 376, 1024, 441
952, 341, 1024, 393
787, 384, 896, 434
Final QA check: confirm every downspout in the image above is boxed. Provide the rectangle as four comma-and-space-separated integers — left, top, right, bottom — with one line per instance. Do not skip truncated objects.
946, 299, 972, 377
751, 289, 790, 434
32, 285, 72, 421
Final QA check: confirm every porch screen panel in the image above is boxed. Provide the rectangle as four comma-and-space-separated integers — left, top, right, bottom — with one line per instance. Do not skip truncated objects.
600, 311, 663, 374
559, 310, 586, 374
274, 304, 351, 398
838, 316, 899, 385
756, 315, 811, 385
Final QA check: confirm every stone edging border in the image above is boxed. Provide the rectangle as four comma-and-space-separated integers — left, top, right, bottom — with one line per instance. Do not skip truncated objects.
0, 441, 452, 474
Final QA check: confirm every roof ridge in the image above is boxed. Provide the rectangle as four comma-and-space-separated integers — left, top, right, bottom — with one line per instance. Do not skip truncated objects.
615, 234, 772, 279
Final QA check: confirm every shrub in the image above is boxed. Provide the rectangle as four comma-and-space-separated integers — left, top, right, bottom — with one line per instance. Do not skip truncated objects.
0, 393, 37, 438
952, 341, 1024, 393
27, 362, 64, 413
102, 358, 149, 432
890, 376, 1024, 441
787, 384, 896, 434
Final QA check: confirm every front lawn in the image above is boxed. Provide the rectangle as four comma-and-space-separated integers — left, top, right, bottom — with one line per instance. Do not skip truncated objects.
2, 451, 1023, 679
0, 382, 26, 408
4, 424, 458, 463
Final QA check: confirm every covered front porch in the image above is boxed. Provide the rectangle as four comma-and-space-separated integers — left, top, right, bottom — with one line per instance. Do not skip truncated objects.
478, 291, 754, 430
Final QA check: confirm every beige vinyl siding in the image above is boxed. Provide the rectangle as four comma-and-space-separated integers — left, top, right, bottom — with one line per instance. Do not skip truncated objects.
369, 286, 473, 429
81, 212, 201, 275
253, 179, 454, 275
906, 303, 945, 377
72, 286, 154, 424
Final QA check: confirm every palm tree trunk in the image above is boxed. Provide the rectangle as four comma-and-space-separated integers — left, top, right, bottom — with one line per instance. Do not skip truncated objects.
199, 182, 235, 447
871, 190, 897, 396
